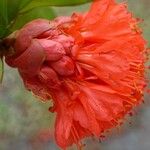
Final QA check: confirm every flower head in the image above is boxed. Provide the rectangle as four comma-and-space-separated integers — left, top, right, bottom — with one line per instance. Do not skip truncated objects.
5, 0, 148, 149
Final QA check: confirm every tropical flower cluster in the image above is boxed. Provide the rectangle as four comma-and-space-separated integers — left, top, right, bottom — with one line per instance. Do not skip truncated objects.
5, 0, 148, 149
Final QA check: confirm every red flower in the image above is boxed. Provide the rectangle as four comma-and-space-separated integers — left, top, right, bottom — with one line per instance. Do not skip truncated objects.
5, 0, 148, 149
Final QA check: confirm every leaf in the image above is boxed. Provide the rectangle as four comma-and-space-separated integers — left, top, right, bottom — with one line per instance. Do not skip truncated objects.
0, 0, 92, 38
20, 0, 92, 13
0, 0, 31, 38
0, 0, 8, 25
19, 0, 31, 10
0, 0, 40, 38
11, 7, 56, 31
0, 58, 4, 83
0, 25, 6, 39
0, 0, 8, 38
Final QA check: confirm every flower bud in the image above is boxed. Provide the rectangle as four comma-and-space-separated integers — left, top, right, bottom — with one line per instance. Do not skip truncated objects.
5, 17, 76, 79
51, 56, 75, 76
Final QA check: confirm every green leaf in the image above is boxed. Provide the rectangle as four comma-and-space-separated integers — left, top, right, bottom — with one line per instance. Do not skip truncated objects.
0, 25, 6, 39
0, 0, 38, 38
0, 0, 8, 38
19, 0, 31, 10
0, 0, 30, 38
0, 0, 8, 25
11, 7, 56, 31
0, 58, 4, 83
20, 0, 92, 13
0, 0, 91, 38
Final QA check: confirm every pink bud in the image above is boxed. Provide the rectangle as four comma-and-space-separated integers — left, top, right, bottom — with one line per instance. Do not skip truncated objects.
51, 56, 75, 76
5, 17, 75, 82
38, 67, 60, 89
37, 39, 66, 61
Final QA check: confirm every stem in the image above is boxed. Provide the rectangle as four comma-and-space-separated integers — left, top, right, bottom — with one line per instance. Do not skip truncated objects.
0, 31, 17, 57
0, 57, 4, 83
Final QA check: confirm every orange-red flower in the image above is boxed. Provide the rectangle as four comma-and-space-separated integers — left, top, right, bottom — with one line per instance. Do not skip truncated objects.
5, 0, 148, 149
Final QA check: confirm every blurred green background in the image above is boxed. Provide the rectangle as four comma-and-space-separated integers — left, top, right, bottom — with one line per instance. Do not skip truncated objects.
0, 0, 150, 150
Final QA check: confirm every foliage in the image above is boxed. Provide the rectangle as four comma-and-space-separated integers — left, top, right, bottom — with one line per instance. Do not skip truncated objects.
0, 0, 92, 39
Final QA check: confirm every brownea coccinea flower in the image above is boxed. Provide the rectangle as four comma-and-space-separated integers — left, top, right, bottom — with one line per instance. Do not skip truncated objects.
5, 0, 148, 149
